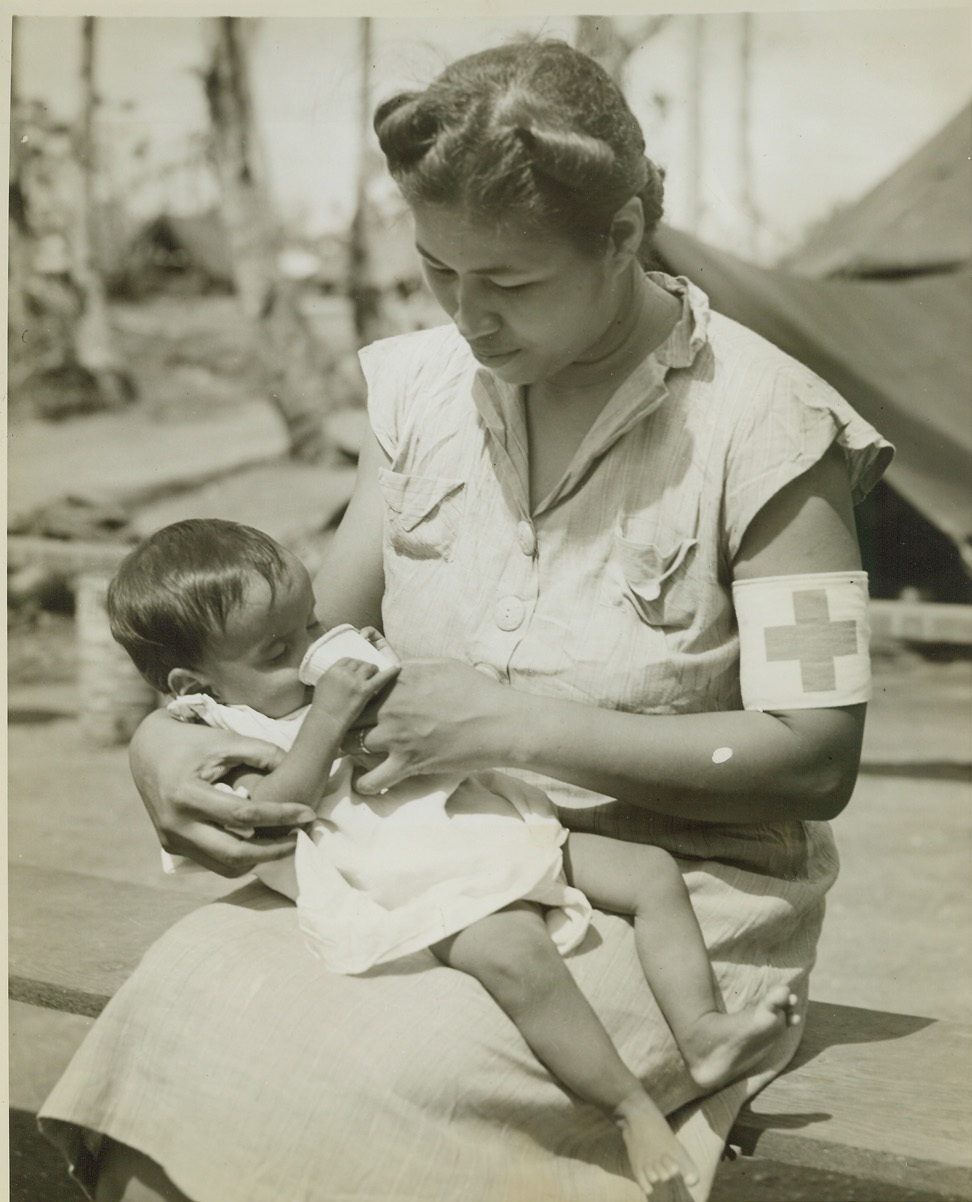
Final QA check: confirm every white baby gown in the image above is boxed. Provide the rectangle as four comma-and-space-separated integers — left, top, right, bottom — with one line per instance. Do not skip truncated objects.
167, 694, 592, 975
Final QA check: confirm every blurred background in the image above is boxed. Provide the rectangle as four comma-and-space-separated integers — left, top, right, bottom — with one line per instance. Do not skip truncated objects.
7, 13, 972, 1201
8, 11, 972, 609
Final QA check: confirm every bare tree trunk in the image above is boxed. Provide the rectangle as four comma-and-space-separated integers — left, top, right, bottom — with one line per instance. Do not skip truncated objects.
575, 15, 669, 84
76, 16, 135, 409
204, 17, 330, 461
738, 12, 760, 259
348, 17, 384, 348
576, 16, 629, 83
686, 15, 705, 234
9, 16, 135, 416
8, 18, 31, 376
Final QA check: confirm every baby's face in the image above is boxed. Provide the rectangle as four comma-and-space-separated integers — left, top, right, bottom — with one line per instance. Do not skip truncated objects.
199, 556, 323, 718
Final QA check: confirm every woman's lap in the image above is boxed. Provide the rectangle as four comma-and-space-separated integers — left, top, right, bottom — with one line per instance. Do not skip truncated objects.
40, 830, 836, 1202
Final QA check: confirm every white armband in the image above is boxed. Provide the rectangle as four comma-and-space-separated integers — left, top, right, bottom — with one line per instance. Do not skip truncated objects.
733, 572, 871, 711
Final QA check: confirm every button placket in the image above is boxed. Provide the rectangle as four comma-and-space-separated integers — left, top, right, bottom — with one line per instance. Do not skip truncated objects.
516, 519, 537, 557
494, 596, 525, 631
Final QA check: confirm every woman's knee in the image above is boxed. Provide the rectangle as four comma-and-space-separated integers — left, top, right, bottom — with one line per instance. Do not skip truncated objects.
95, 1137, 194, 1202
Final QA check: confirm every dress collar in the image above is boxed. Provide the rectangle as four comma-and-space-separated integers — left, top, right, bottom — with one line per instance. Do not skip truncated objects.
470, 272, 711, 516
647, 272, 711, 369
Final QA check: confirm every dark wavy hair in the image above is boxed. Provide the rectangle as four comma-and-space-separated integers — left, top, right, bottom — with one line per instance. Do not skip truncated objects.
107, 519, 289, 694
373, 39, 664, 256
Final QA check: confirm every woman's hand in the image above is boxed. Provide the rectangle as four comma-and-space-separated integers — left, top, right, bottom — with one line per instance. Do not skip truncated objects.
351, 659, 510, 793
129, 710, 318, 878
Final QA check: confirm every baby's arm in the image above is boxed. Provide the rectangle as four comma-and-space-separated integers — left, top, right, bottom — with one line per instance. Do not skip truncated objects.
233, 659, 399, 814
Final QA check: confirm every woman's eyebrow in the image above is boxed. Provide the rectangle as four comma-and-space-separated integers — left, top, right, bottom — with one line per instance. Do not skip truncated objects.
415, 243, 521, 277
415, 242, 442, 263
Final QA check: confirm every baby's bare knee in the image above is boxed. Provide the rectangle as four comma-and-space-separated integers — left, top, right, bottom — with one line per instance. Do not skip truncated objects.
456, 911, 563, 1013
630, 844, 687, 904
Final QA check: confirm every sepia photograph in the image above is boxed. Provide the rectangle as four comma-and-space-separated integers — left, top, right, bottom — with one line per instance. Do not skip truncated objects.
7, 7, 972, 1201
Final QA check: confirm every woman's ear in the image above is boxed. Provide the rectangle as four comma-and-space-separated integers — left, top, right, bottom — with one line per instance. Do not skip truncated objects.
167, 667, 213, 699
608, 196, 645, 264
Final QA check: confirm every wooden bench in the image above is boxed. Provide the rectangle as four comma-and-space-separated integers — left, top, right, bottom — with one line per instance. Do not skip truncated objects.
11, 861, 971, 1199
729, 1000, 971, 1197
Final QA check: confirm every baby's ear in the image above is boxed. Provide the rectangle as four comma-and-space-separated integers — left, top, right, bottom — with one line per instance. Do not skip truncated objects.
167, 667, 211, 698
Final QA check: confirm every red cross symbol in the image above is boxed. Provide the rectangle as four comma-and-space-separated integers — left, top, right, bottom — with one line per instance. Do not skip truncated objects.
764, 588, 859, 692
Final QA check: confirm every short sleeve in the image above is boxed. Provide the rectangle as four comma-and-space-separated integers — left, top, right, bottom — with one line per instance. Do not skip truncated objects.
722, 362, 894, 561
359, 324, 461, 461
359, 335, 407, 460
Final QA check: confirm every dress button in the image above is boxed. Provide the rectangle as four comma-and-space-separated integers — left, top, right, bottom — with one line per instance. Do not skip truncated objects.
516, 520, 537, 557
494, 596, 525, 631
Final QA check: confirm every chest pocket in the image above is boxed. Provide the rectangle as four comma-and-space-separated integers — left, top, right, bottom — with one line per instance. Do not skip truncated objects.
378, 469, 466, 561
599, 522, 699, 629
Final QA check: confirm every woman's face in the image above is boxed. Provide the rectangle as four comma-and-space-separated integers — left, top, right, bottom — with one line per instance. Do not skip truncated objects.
412, 204, 627, 387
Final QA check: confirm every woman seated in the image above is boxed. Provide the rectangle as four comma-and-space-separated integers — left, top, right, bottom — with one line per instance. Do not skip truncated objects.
41, 38, 892, 1202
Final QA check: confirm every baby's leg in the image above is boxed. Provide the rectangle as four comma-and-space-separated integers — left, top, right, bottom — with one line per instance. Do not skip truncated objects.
566, 834, 798, 1093
433, 902, 698, 1196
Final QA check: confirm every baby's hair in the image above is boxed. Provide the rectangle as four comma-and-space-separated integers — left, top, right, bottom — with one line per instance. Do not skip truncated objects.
374, 39, 664, 257
107, 519, 290, 694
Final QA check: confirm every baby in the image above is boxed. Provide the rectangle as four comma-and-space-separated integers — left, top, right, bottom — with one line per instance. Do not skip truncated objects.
109, 518, 798, 1198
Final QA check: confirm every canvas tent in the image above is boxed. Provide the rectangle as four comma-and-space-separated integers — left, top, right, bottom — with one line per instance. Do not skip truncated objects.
104, 211, 235, 297
783, 106, 972, 279
653, 104, 972, 590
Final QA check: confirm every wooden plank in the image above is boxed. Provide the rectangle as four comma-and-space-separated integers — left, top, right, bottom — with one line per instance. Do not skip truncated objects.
8, 863, 261, 1017
8, 466, 355, 580
870, 599, 972, 645
12, 862, 971, 1194
130, 460, 356, 549
8, 400, 288, 525
730, 1000, 972, 1195
6, 537, 131, 576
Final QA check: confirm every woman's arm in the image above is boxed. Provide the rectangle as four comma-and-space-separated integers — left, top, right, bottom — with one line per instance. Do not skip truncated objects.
127, 433, 393, 877
129, 713, 317, 877
506, 443, 865, 821
357, 445, 866, 824
313, 431, 389, 630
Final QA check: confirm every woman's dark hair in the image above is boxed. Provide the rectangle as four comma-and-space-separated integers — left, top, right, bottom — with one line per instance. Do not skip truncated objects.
373, 39, 664, 256
107, 519, 290, 694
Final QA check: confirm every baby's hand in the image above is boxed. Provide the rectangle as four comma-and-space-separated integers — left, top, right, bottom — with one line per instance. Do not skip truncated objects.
311, 657, 399, 731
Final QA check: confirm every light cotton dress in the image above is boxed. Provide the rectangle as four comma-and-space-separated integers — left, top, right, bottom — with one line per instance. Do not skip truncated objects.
167, 693, 592, 974
41, 273, 893, 1202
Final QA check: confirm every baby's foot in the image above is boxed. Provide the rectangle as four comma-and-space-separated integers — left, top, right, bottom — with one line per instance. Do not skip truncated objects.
681, 986, 799, 1092
615, 1090, 699, 1198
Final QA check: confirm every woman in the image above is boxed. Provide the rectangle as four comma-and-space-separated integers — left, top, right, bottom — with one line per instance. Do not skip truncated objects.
41, 40, 892, 1202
